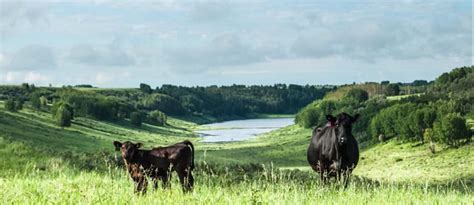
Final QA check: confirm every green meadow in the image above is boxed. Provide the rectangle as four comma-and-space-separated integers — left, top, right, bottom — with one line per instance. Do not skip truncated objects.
0, 104, 472, 204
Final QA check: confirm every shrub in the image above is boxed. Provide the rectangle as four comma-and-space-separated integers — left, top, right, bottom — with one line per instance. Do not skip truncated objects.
433, 113, 472, 147
30, 93, 42, 110
295, 101, 322, 128
4, 99, 16, 112
130, 112, 143, 126
385, 84, 400, 96
14, 99, 24, 111
54, 102, 74, 128
369, 103, 419, 141
344, 88, 369, 103
423, 128, 436, 153
147, 110, 167, 126
140, 94, 185, 115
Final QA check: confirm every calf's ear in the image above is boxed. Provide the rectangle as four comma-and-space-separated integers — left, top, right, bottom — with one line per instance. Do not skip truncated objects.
136, 143, 142, 148
113, 141, 122, 151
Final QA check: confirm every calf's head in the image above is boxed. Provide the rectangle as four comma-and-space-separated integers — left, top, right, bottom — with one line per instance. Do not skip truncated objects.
113, 141, 142, 161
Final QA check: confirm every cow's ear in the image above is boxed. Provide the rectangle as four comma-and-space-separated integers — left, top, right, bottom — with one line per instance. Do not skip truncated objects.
352, 114, 360, 123
136, 143, 142, 148
113, 141, 122, 151
326, 115, 336, 122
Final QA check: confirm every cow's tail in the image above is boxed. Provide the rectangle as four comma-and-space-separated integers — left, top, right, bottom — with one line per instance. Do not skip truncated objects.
183, 140, 195, 170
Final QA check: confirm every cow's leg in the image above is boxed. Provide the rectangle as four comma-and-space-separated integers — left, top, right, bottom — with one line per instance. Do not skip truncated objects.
186, 169, 194, 190
319, 169, 325, 183
319, 161, 328, 185
177, 170, 186, 192
177, 167, 193, 192
342, 170, 351, 188
152, 177, 159, 190
335, 169, 342, 184
161, 170, 171, 189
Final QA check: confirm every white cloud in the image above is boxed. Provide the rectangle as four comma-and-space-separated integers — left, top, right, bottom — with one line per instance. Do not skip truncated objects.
1, 45, 56, 70
4, 72, 17, 83
67, 44, 135, 67
164, 32, 286, 72
0, 71, 49, 84
0, 1, 49, 25
24, 71, 49, 83
94, 71, 132, 85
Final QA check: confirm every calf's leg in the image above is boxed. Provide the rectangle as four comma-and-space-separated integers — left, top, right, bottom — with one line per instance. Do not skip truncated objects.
177, 167, 193, 192
134, 176, 148, 194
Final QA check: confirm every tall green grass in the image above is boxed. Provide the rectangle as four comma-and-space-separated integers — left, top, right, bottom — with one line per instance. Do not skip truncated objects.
1, 163, 471, 204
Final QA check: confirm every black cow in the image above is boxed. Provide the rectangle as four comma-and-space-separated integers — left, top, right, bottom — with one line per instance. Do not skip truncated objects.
307, 113, 360, 185
113, 140, 195, 193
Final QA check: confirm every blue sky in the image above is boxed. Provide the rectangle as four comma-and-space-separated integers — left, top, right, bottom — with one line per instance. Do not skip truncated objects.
0, 0, 472, 87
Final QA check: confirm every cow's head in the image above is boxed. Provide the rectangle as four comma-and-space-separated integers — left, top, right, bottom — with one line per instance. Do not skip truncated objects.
113, 141, 142, 161
326, 115, 337, 127
335, 113, 359, 145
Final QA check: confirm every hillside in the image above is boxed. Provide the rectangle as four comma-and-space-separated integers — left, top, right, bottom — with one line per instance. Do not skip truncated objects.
0, 99, 472, 204
199, 124, 474, 184
2, 103, 472, 184
0, 102, 197, 175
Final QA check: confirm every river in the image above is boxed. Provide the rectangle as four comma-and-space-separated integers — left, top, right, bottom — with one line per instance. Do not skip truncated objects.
195, 117, 294, 142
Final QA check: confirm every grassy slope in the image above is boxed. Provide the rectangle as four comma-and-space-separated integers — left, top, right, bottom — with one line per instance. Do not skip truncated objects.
1, 104, 472, 183
356, 141, 473, 182
0, 105, 472, 204
199, 124, 474, 184
197, 125, 309, 166
0, 105, 198, 175
0, 109, 196, 152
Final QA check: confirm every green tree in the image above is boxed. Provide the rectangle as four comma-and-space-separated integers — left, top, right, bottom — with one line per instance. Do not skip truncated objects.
15, 99, 24, 111
4, 99, 16, 112
344, 88, 369, 103
147, 110, 167, 126
139, 83, 152, 94
21, 83, 30, 92
54, 103, 73, 128
130, 112, 143, 126
433, 113, 472, 147
385, 84, 400, 96
30, 93, 42, 110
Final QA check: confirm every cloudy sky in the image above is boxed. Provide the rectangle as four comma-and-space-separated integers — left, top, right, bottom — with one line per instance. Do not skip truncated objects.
0, 0, 472, 87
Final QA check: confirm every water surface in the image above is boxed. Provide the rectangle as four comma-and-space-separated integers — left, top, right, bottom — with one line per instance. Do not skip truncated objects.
196, 118, 294, 142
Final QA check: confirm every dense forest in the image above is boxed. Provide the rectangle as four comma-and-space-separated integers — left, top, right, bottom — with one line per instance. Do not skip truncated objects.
296, 66, 473, 148
0, 83, 331, 126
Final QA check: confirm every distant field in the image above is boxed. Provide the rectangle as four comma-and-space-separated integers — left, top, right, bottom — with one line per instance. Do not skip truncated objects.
467, 119, 474, 130
386, 93, 423, 101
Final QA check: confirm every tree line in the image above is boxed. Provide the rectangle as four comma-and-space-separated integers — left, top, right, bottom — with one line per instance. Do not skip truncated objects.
296, 66, 473, 149
1, 83, 330, 128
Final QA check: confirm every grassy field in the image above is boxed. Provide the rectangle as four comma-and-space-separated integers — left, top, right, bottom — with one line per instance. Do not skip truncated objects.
0, 105, 472, 204
386, 93, 423, 101
1, 164, 470, 204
